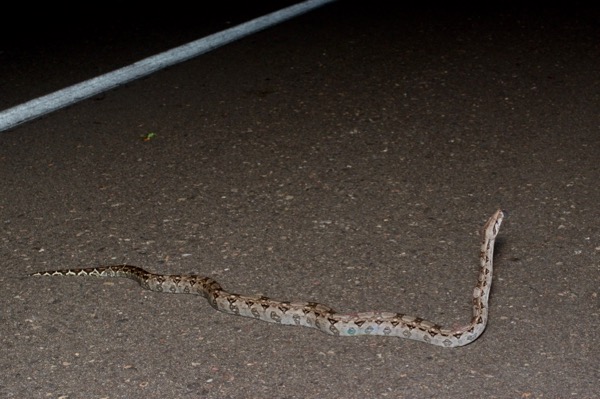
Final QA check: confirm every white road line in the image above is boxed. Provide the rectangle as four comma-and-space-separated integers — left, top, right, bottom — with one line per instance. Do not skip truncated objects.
0, 0, 336, 133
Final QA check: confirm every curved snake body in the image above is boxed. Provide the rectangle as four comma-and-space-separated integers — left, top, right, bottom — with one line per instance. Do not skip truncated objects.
31, 210, 504, 347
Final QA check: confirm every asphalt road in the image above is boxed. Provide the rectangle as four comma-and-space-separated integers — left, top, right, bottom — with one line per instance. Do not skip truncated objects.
1, 2, 599, 398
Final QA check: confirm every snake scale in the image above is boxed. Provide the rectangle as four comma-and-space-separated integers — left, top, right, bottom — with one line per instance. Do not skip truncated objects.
31, 209, 504, 347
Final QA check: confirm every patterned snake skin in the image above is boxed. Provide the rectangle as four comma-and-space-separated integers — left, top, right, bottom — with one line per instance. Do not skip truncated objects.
31, 210, 505, 347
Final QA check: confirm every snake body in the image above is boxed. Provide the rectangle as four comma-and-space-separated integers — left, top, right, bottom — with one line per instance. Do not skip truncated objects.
31, 210, 504, 347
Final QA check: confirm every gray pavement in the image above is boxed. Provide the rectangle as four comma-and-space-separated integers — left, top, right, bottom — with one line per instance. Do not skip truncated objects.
1, 2, 599, 398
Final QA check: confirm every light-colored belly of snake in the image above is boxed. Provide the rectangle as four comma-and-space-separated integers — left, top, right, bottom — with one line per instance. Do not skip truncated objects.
31, 210, 504, 348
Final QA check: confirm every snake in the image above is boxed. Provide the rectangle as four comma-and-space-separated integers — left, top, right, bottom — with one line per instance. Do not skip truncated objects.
30, 209, 504, 347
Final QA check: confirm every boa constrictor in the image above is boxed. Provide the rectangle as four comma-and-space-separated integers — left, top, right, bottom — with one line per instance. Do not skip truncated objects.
31, 210, 504, 347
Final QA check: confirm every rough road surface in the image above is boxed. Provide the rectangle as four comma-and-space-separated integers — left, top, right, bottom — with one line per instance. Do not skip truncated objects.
1, 2, 598, 398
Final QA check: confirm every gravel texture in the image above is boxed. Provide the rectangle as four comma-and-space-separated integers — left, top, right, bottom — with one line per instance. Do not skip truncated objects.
1, 2, 598, 398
